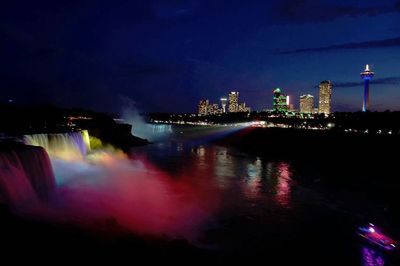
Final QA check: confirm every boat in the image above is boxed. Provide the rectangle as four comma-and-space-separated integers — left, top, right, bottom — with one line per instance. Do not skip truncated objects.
357, 223, 397, 251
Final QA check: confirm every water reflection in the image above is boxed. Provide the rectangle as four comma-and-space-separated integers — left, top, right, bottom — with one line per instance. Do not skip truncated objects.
276, 162, 291, 207
242, 158, 263, 200
214, 147, 234, 188
188, 144, 293, 207
133, 141, 394, 263
361, 246, 385, 266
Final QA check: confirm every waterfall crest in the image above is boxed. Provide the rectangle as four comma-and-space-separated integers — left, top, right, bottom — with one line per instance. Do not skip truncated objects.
24, 130, 90, 161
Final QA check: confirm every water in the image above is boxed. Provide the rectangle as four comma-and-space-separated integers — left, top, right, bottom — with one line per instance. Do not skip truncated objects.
131, 141, 400, 264
0, 145, 55, 205
24, 131, 90, 160
2, 127, 400, 264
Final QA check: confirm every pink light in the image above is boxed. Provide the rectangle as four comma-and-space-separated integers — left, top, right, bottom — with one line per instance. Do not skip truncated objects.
369, 227, 375, 233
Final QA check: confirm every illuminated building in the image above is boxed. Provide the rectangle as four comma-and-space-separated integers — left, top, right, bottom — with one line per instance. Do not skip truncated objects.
318, 80, 332, 115
286, 95, 295, 112
299, 94, 314, 113
198, 99, 209, 116
208, 103, 220, 115
360, 64, 374, 112
238, 103, 251, 113
199, 92, 249, 114
220, 97, 227, 113
272, 88, 288, 113
228, 91, 239, 112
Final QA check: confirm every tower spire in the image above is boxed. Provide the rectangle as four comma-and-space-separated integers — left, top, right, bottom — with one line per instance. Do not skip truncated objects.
360, 64, 375, 112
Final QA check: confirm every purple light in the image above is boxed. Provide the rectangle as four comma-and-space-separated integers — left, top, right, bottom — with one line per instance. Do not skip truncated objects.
369, 227, 375, 233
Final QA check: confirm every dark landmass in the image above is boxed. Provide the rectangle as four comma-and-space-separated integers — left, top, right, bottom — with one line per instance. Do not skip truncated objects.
0, 103, 148, 151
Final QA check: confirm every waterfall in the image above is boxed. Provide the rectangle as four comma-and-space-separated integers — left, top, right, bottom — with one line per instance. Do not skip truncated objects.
0, 145, 55, 206
0, 129, 90, 207
24, 130, 90, 161
151, 124, 173, 134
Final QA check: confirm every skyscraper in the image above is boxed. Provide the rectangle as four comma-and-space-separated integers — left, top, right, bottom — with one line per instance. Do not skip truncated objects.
318, 81, 332, 115
360, 64, 374, 112
220, 97, 227, 113
238, 103, 251, 112
208, 103, 220, 115
198, 99, 209, 116
286, 95, 296, 111
272, 88, 288, 113
228, 91, 239, 113
300, 94, 314, 113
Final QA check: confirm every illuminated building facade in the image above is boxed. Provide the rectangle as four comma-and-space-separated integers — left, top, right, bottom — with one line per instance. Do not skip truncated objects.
198, 100, 223, 115
238, 103, 251, 113
220, 97, 227, 113
318, 80, 332, 115
198, 91, 249, 114
198, 99, 209, 116
228, 91, 239, 112
272, 88, 288, 113
208, 103, 220, 115
360, 64, 374, 112
300, 94, 314, 113
286, 95, 296, 112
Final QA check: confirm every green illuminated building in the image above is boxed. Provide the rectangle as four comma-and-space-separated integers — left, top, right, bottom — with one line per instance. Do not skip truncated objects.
272, 88, 288, 113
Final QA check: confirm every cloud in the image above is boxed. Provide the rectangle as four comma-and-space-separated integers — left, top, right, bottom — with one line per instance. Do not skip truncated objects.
275, 37, 400, 54
274, 0, 400, 24
334, 77, 400, 88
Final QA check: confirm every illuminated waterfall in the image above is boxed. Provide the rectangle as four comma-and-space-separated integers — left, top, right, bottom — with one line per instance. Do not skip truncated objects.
0, 145, 55, 205
24, 130, 91, 161
150, 124, 172, 134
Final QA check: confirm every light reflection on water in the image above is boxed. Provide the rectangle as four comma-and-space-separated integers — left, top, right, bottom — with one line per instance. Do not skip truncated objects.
135, 142, 393, 264
361, 246, 385, 266
150, 144, 293, 208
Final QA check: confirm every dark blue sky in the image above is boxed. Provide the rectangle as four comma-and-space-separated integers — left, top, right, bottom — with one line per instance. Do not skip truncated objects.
1, 0, 400, 113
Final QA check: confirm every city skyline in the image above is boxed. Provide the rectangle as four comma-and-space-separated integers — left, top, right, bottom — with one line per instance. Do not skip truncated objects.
195, 65, 384, 115
198, 91, 250, 115
1, 1, 400, 113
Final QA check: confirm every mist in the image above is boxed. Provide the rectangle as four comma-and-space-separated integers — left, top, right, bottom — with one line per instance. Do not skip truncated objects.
120, 97, 172, 142
18, 149, 218, 241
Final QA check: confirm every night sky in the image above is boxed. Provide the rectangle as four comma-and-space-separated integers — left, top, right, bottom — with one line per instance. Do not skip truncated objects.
1, 0, 400, 113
